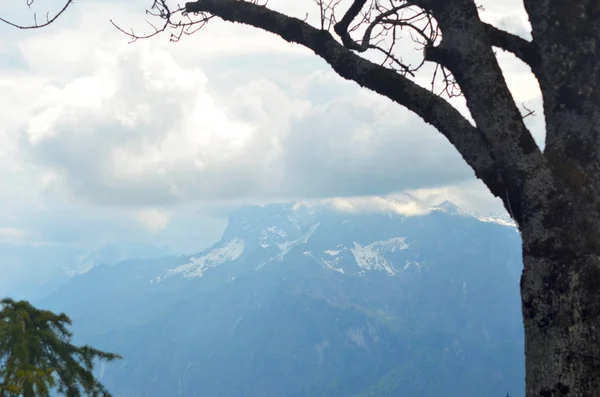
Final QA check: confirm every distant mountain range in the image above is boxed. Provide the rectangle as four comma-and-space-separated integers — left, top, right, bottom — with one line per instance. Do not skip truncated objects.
39, 197, 525, 397
0, 240, 174, 301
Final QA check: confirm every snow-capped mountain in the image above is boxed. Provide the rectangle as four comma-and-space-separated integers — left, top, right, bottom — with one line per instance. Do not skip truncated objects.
165, 237, 245, 279
40, 198, 524, 397
148, 198, 518, 284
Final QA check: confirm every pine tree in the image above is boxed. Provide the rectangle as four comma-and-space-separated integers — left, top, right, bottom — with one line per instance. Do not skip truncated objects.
0, 298, 121, 397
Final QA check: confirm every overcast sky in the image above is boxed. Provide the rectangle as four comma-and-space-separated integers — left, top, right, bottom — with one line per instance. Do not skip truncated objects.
0, 0, 542, 293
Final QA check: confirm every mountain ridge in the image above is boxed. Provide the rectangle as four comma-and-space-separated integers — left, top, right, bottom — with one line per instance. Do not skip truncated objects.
148, 198, 517, 284
39, 197, 524, 397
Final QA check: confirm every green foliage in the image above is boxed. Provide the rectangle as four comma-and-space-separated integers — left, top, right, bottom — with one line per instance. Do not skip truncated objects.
0, 298, 121, 397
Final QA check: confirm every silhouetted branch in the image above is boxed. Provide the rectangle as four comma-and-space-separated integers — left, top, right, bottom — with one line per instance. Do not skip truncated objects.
0, 0, 74, 29
521, 102, 536, 119
113, 0, 553, 220
482, 22, 539, 70
110, 0, 215, 44
180, 0, 510, 204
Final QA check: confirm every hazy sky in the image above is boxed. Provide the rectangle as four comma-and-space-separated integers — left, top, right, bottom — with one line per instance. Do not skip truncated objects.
0, 0, 541, 293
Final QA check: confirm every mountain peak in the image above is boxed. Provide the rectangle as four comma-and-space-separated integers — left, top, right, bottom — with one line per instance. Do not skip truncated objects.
434, 200, 462, 214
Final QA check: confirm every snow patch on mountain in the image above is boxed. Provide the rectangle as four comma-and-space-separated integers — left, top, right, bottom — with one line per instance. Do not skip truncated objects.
403, 259, 422, 271
350, 237, 409, 275
279, 222, 319, 253
305, 250, 345, 274
65, 261, 95, 277
475, 215, 517, 227
321, 257, 345, 274
429, 200, 517, 228
259, 226, 287, 248
168, 238, 245, 279
256, 223, 320, 269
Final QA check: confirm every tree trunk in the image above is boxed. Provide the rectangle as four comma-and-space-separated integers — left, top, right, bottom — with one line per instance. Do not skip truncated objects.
519, 2, 600, 393
521, 214, 600, 396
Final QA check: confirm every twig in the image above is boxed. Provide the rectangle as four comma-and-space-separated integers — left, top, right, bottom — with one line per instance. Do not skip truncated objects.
0, 0, 75, 29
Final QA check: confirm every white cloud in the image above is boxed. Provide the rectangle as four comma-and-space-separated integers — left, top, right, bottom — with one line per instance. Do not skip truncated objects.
18, 44, 266, 205
407, 180, 506, 215
134, 208, 170, 232
9, 40, 477, 207
0, 0, 539, 292
317, 195, 432, 217
1, 0, 542, 210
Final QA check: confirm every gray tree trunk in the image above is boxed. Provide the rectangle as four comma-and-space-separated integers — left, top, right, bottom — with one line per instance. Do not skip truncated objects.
519, 1, 600, 394
522, 247, 600, 396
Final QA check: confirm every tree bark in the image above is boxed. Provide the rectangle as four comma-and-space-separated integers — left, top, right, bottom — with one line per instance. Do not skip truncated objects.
521, 230, 600, 396
519, 2, 600, 394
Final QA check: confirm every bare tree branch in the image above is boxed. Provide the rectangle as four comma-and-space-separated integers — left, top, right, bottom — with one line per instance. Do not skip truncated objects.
0, 0, 75, 29
313, 0, 343, 31
110, 0, 215, 44
121, 0, 552, 222
332, 0, 367, 46
339, 5, 412, 52
184, 0, 507, 204
521, 102, 536, 119
313, 0, 551, 222
331, 1, 452, 95
482, 22, 540, 70
414, 0, 551, 223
